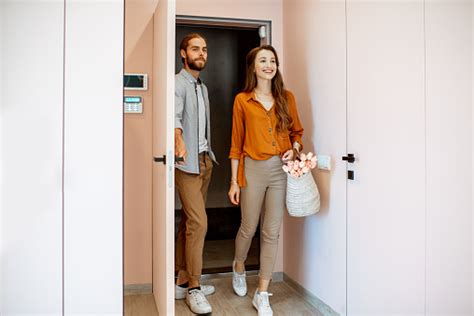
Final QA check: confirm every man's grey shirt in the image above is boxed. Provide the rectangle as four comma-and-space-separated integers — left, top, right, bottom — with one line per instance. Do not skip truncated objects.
175, 68, 217, 174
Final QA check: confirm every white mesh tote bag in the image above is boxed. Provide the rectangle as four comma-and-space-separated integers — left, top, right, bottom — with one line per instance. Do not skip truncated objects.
286, 171, 320, 217
283, 152, 320, 217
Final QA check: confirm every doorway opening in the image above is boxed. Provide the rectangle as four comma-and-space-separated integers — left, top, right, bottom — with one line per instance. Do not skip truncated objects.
174, 17, 271, 275
123, 10, 273, 314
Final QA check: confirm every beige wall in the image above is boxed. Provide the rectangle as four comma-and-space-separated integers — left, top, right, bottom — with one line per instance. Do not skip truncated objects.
282, 0, 347, 313
124, 18, 154, 284
282, 0, 473, 314
124, 0, 157, 61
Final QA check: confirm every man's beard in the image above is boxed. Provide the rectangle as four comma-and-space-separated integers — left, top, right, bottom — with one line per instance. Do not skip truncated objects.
187, 56, 206, 71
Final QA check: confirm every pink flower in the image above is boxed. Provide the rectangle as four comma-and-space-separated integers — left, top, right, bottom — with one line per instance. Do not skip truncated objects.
283, 152, 319, 177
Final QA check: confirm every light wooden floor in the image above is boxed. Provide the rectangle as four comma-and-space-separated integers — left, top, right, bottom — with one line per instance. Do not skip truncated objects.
125, 276, 324, 316
124, 293, 159, 316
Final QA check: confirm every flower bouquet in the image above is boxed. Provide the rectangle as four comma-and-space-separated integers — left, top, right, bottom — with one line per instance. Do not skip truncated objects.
282, 152, 320, 217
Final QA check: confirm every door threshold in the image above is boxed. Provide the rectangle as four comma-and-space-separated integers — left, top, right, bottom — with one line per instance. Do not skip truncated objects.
201, 271, 284, 282
201, 270, 259, 280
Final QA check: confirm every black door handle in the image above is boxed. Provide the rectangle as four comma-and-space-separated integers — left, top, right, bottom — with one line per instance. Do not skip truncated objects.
154, 155, 166, 164
153, 155, 185, 164
342, 153, 355, 163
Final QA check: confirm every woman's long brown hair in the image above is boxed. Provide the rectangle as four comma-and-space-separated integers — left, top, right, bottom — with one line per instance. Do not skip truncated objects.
243, 45, 293, 133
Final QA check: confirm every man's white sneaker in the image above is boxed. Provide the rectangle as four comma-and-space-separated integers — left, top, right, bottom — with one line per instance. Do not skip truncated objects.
232, 260, 247, 297
175, 284, 216, 300
186, 289, 212, 314
252, 289, 273, 316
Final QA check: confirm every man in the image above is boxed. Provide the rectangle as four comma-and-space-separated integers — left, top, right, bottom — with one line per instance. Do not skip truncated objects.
174, 33, 218, 315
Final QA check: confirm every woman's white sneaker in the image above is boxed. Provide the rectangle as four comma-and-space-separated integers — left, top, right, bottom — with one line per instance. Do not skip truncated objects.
186, 288, 212, 314
252, 289, 273, 316
232, 260, 247, 296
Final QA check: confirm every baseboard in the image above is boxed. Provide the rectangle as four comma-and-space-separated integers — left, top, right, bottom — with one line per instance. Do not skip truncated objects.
124, 283, 153, 296
272, 271, 284, 282
283, 273, 340, 316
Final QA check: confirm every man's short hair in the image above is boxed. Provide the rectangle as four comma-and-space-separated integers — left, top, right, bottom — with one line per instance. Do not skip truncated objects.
179, 33, 206, 64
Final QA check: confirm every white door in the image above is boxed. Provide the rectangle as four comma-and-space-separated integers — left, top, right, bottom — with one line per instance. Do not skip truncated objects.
1, 1, 64, 313
424, 1, 472, 314
346, 2, 426, 315
151, 0, 176, 314
63, 1, 124, 314
1, 0, 124, 314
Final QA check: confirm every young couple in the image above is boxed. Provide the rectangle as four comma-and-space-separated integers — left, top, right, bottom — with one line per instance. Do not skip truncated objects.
174, 33, 304, 315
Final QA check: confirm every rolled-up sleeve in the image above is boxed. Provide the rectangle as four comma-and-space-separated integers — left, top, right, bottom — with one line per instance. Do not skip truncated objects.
175, 84, 184, 131
287, 91, 304, 150
229, 97, 245, 159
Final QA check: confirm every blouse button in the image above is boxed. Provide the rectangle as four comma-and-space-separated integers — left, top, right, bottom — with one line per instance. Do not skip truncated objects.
272, 141, 276, 146
268, 128, 272, 132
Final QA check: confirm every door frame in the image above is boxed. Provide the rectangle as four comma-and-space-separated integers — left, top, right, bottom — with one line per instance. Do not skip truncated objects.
176, 15, 272, 45
173, 15, 273, 275
174, 20, 266, 275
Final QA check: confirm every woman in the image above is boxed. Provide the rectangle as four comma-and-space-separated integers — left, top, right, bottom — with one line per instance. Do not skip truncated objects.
228, 45, 304, 315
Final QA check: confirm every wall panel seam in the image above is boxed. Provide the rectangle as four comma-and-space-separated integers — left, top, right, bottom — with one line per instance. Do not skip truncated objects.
62, 0, 67, 314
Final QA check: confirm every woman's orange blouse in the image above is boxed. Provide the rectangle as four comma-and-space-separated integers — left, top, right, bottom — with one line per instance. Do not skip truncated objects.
229, 90, 304, 187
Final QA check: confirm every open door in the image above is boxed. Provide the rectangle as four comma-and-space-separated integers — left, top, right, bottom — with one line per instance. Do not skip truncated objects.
152, 0, 176, 315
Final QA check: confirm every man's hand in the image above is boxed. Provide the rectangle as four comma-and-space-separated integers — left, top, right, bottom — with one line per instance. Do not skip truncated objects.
175, 128, 187, 164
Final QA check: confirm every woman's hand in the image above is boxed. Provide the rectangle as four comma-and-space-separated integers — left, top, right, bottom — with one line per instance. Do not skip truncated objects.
228, 182, 240, 205
281, 149, 295, 162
